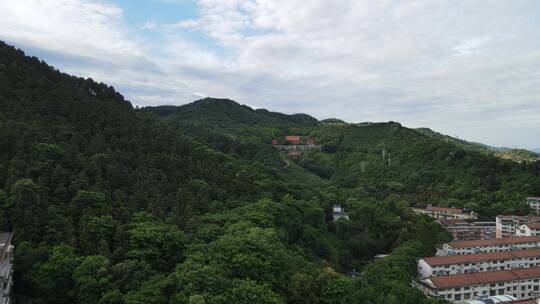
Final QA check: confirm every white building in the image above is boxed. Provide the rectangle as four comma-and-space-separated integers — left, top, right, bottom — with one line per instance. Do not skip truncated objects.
413, 205, 478, 220
528, 198, 540, 215
415, 267, 540, 302
418, 249, 540, 279
436, 237, 540, 256
456, 294, 518, 303
0, 233, 13, 304
438, 218, 496, 241
496, 216, 540, 239
332, 205, 349, 221
518, 224, 540, 237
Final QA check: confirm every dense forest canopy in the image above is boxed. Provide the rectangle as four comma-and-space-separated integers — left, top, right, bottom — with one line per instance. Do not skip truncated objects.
1, 40, 539, 303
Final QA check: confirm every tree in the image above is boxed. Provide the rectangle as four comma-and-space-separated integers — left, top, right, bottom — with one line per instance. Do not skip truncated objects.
227, 279, 284, 304
127, 213, 188, 271
7, 178, 46, 242
73, 255, 110, 304
79, 214, 117, 255
29, 245, 80, 303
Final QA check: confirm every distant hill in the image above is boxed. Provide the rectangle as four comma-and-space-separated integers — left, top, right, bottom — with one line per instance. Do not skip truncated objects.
320, 118, 347, 125
496, 149, 540, 162
415, 127, 538, 162
142, 98, 318, 130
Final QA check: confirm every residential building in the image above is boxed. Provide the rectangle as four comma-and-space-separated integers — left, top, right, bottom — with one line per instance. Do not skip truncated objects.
508, 300, 540, 304
413, 205, 478, 220
496, 215, 540, 239
518, 224, 540, 237
332, 205, 349, 221
0, 233, 13, 304
438, 218, 496, 241
457, 294, 518, 303
415, 267, 540, 302
436, 237, 540, 256
505, 300, 540, 304
418, 249, 540, 279
528, 198, 540, 215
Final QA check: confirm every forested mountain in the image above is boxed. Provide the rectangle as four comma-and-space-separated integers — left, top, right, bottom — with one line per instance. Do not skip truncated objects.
0, 41, 455, 304
415, 127, 539, 162
146, 101, 540, 219
3, 38, 540, 303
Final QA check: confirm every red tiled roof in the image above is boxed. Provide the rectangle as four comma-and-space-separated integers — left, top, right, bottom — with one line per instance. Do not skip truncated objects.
513, 248, 540, 258
422, 248, 540, 266
430, 269, 516, 289
498, 215, 540, 221
285, 136, 301, 141
429, 267, 540, 289
524, 223, 540, 230
438, 218, 469, 226
448, 236, 540, 249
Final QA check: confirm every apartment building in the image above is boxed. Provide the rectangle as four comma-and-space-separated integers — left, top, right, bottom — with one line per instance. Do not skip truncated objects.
0, 233, 13, 304
496, 215, 540, 238
528, 198, 540, 215
436, 237, 540, 256
518, 224, 540, 237
416, 267, 540, 302
457, 295, 517, 304
413, 205, 478, 220
439, 218, 496, 241
418, 249, 540, 278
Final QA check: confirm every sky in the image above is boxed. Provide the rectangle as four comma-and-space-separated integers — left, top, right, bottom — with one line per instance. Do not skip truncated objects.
0, 0, 539, 149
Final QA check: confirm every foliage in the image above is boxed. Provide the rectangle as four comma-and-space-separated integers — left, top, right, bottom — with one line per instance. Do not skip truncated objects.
6, 39, 537, 304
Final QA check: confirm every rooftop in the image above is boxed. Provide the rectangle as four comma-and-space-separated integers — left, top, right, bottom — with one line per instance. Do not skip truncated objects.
438, 218, 495, 227
285, 135, 301, 141
498, 215, 540, 221
448, 236, 540, 249
426, 206, 466, 213
524, 223, 540, 230
422, 248, 540, 266
428, 267, 540, 289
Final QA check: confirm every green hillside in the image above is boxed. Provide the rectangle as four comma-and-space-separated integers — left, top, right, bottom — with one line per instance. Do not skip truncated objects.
150, 103, 540, 219
415, 127, 539, 162
0, 41, 451, 304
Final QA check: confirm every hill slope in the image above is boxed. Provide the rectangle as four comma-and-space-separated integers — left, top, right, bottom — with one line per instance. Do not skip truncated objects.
147, 102, 540, 218
415, 127, 539, 162
0, 41, 450, 304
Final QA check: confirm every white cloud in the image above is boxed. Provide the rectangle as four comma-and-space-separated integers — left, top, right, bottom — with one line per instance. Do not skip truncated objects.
0, 0, 539, 148
453, 36, 492, 57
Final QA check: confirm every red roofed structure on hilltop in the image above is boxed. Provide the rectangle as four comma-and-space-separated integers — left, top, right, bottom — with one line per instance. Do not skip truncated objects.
285, 135, 302, 144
